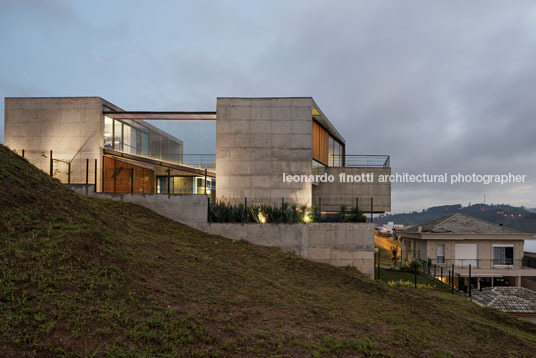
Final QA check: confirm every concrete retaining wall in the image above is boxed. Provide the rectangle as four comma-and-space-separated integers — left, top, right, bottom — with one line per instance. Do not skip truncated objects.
74, 189, 374, 278
81, 191, 208, 227
199, 222, 375, 278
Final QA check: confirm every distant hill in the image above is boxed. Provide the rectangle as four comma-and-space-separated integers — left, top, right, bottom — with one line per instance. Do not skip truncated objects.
376, 204, 536, 233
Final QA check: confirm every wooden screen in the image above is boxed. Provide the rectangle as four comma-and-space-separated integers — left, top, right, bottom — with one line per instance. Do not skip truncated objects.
312, 121, 329, 165
103, 157, 154, 193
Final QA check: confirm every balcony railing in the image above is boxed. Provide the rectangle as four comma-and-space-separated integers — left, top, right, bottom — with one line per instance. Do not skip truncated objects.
425, 258, 524, 269
331, 155, 390, 168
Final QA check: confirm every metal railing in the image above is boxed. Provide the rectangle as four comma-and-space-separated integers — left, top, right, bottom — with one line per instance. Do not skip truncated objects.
105, 143, 215, 170
426, 258, 524, 269
331, 155, 390, 168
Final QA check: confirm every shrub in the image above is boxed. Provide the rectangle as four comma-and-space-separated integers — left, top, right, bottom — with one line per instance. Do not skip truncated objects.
208, 201, 367, 224
387, 280, 435, 289
401, 259, 422, 273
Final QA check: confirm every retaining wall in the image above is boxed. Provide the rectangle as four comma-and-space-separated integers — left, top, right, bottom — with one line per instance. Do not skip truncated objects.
73, 188, 375, 278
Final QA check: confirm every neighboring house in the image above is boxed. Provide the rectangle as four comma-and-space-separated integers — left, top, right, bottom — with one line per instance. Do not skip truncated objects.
4, 97, 391, 213
396, 213, 536, 289
377, 221, 404, 235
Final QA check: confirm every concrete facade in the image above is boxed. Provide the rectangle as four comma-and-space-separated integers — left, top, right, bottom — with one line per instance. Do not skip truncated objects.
5, 96, 392, 214
4, 97, 121, 192
312, 167, 391, 212
216, 97, 315, 206
74, 189, 375, 278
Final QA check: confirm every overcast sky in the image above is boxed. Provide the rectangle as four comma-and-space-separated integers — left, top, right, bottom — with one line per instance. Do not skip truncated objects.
1, 0, 536, 213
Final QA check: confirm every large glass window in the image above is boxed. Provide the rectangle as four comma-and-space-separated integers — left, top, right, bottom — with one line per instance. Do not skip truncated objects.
333, 140, 340, 167
113, 120, 122, 151
328, 136, 334, 166
493, 246, 514, 266
123, 123, 135, 154
103, 117, 215, 171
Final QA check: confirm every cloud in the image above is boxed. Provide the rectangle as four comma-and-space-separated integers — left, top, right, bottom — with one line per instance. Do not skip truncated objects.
1, 0, 535, 211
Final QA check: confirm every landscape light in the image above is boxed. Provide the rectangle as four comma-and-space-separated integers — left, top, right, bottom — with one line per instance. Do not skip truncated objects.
258, 212, 266, 224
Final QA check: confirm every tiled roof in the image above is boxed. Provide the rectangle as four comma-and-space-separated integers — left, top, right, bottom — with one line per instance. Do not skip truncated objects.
472, 287, 536, 314
400, 213, 520, 234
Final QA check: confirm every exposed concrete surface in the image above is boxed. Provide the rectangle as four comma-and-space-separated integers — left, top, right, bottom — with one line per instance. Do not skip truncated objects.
312, 167, 391, 212
4, 97, 120, 192
72, 188, 374, 278
200, 222, 375, 278
216, 97, 314, 207
82, 191, 209, 226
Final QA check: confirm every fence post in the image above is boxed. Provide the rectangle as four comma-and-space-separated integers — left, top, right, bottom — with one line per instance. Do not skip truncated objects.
68, 162, 71, 184
448, 270, 451, 289
468, 264, 472, 297
130, 168, 134, 193
22, 149, 25, 158
204, 168, 207, 195
414, 269, 417, 288
319, 197, 322, 222
85, 159, 89, 185
370, 197, 374, 223
440, 266, 443, 283
377, 250, 380, 280
244, 197, 247, 223
94, 159, 98, 192
167, 169, 170, 194
50, 150, 53, 176
207, 197, 211, 223
451, 264, 455, 294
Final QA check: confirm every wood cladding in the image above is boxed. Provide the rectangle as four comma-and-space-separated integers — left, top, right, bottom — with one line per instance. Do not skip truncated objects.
312, 121, 329, 165
103, 156, 154, 193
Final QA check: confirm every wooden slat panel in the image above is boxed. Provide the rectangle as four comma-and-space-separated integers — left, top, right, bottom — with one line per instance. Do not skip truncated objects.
103, 157, 154, 193
312, 121, 329, 166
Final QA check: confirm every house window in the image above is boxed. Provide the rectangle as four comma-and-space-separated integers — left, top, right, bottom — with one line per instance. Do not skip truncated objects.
493, 246, 514, 266
104, 116, 113, 149
437, 244, 445, 264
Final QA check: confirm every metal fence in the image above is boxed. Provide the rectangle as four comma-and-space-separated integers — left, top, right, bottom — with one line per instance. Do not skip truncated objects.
17, 149, 98, 185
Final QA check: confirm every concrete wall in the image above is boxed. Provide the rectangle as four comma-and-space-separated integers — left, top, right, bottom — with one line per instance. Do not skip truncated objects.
312, 167, 391, 212
4, 97, 117, 192
82, 191, 209, 226
216, 98, 314, 206
305, 223, 375, 278
200, 222, 375, 278
74, 189, 375, 278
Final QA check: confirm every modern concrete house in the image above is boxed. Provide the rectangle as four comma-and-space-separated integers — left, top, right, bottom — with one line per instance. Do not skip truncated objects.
4, 96, 391, 213
396, 213, 536, 289
4, 96, 391, 278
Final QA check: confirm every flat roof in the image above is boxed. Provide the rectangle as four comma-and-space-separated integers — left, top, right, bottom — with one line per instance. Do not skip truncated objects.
103, 111, 216, 120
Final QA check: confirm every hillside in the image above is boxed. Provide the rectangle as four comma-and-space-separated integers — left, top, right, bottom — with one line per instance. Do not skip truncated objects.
1, 144, 536, 358
377, 204, 536, 232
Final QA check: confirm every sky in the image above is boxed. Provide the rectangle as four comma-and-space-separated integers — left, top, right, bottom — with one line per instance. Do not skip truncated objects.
1, 0, 536, 213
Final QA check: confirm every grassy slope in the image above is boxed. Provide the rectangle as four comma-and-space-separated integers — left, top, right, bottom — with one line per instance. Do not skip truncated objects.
1, 144, 535, 357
